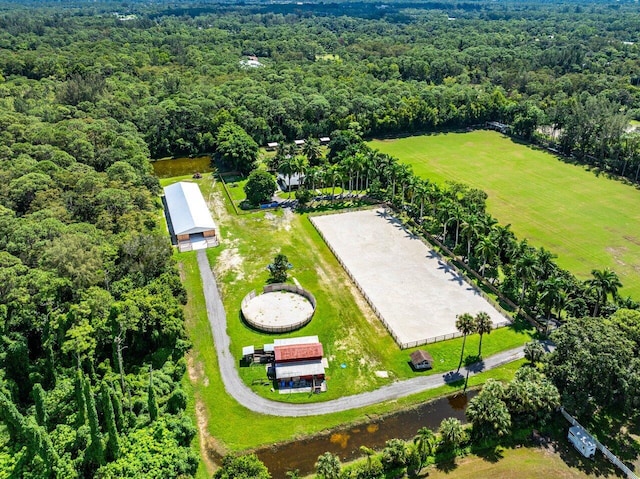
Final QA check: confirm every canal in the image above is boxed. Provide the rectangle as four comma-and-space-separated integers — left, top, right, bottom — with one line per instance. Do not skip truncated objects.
255, 391, 476, 477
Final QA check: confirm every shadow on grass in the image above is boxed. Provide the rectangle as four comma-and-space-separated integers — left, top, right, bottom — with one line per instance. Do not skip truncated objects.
473, 445, 504, 463
434, 457, 458, 473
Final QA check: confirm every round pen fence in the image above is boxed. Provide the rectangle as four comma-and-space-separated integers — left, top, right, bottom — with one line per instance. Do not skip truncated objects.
241, 283, 316, 333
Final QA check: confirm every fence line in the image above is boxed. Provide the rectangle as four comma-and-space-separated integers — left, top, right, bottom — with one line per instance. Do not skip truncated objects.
240, 283, 317, 333
560, 407, 639, 479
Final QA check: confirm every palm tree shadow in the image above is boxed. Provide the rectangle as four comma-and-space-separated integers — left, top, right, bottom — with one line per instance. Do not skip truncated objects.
474, 446, 504, 463
434, 458, 458, 473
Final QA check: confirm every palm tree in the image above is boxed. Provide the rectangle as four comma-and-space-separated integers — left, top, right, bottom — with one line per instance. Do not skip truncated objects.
514, 250, 539, 308
315, 452, 341, 479
475, 234, 498, 277
438, 417, 466, 452
475, 312, 492, 357
359, 445, 375, 469
324, 164, 339, 201
586, 268, 622, 316
455, 313, 476, 372
413, 427, 436, 470
538, 275, 566, 324
302, 138, 322, 166
278, 155, 295, 198
524, 340, 545, 365
460, 214, 480, 262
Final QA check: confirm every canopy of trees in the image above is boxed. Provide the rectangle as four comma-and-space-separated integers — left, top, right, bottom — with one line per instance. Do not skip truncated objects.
1, 0, 640, 476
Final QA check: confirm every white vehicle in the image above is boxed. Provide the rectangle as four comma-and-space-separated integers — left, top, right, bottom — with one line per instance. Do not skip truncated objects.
568, 425, 597, 459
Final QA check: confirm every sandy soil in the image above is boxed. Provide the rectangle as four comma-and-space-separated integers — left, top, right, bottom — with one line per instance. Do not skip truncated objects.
311, 208, 509, 347
242, 291, 314, 330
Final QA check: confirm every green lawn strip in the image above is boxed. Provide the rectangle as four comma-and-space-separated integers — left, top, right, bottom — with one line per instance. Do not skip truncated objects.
370, 130, 640, 299
182, 242, 527, 451
179, 225, 530, 451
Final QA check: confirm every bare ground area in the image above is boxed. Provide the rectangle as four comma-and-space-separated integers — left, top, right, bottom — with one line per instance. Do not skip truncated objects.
311, 208, 509, 348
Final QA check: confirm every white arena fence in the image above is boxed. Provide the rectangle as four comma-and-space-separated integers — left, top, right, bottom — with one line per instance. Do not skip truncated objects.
309, 206, 514, 349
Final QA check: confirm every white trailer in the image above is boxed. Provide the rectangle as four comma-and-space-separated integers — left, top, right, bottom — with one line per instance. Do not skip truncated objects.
568, 425, 596, 459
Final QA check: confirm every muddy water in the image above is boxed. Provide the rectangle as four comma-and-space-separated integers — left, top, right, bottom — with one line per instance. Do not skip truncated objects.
151, 155, 213, 178
255, 391, 476, 477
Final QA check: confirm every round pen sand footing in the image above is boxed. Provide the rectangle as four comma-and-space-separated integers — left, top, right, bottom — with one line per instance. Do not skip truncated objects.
241, 284, 316, 333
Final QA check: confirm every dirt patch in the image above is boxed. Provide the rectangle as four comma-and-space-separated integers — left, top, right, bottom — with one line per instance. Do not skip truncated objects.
264, 209, 294, 231
623, 235, 640, 247
195, 397, 226, 475
216, 239, 244, 282
186, 354, 209, 387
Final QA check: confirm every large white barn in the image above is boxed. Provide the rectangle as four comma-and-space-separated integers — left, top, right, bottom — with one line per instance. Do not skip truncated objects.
163, 181, 217, 249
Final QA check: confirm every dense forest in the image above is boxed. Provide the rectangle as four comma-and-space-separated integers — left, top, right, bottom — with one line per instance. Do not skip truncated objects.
1, 0, 640, 477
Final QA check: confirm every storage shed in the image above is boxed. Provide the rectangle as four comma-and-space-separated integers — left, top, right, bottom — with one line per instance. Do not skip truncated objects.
410, 350, 434, 370
163, 181, 217, 244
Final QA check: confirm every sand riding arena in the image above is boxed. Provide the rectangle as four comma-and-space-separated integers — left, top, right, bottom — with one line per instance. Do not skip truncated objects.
241, 283, 317, 333
310, 208, 511, 348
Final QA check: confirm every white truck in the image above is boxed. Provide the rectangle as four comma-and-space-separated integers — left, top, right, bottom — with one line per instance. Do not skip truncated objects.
568, 425, 597, 459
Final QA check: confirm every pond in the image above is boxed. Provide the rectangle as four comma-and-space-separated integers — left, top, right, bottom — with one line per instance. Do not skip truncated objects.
151, 155, 214, 178
254, 391, 476, 477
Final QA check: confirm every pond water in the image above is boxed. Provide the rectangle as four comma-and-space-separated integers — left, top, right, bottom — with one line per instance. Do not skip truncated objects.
151, 155, 213, 178
254, 391, 476, 477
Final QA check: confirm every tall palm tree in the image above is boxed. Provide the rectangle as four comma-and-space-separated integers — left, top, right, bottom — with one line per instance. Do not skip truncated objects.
455, 313, 476, 372
302, 137, 322, 166
413, 427, 436, 470
315, 452, 341, 479
514, 250, 539, 308
278, 155, 295, 198
324, 164, 339, 201
460, 214, 481, 262
475, 312, 492, 357
475, 235, 498, 277
586, 268, 622, 316
538, 275, 566, 323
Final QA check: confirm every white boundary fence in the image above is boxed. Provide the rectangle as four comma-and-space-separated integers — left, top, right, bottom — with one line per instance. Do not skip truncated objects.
560, 407, 639, 479
309, 207, 512, 349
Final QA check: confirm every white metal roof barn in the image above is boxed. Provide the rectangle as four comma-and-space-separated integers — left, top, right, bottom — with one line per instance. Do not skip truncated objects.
163, 181, 217, 250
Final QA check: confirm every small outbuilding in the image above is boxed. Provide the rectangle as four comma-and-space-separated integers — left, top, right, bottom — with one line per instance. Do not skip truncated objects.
410, 350, 434, 370
294, 139, 305, 146
319, 136, 331, 145
266, 142, 279, 151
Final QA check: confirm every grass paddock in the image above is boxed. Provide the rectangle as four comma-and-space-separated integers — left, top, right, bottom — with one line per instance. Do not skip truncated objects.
370, 130, 640, 299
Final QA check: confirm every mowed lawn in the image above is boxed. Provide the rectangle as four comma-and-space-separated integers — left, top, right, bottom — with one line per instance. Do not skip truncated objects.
423, 446, 622, 479
370, 130, 640, 299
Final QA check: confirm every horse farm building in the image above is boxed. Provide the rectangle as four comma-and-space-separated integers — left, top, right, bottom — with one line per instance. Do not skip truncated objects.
163, 181, 217, 251
270, 336, 327, 392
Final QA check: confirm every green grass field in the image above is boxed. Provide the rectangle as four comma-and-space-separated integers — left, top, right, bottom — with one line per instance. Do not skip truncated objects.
370, 130, 640, 299
165, 174, 534, 466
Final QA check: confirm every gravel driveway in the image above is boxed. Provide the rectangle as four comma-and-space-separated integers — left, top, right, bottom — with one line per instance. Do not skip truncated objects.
197, 250, 532, 418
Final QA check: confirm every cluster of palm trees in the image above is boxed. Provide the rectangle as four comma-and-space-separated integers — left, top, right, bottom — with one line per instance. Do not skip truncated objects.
267, 132, 629, 325
455, 311, 493, 371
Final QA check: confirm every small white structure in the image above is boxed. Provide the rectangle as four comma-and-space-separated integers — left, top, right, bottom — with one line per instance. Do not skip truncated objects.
568, 425, 596, 459
294, 139, 305, 146
266, 142, 279, 151
163, 182, 217, 249
277, 172, 305, 191
319, 137, 331, 145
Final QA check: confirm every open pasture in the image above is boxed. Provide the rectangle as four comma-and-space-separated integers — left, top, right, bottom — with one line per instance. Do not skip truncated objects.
311, 208, 509, 348
370, 130, 640, 299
